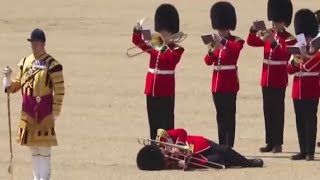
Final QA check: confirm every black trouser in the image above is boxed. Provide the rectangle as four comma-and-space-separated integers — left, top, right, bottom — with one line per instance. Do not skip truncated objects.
201, 140, 250, 168
262, 87, 286, 147
212, 93, 237, 147
293, 99, 319, 155
146, 96, 175, 140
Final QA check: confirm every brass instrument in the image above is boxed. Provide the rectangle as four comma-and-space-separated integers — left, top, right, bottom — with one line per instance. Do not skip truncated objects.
207, 41, 216, 52
170, 32, 187, 43
126, 32, 187, 57
257, 28, 274, 40
137, 137, 226, 170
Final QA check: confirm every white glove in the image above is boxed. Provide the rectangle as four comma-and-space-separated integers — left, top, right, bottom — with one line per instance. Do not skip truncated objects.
3, 77, 11, 89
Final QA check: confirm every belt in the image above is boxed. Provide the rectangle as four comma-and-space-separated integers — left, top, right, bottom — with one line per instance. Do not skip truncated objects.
294, 72, 320, 77
263, 59, 287, 65
148, 68, 175, 75
213, 65, 237, 71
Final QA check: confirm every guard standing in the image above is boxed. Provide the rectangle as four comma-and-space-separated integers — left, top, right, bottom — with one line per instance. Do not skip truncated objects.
246, 0, 296, 153
204, 1, 245, 147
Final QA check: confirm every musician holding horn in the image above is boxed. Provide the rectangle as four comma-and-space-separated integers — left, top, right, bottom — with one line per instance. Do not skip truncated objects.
247, 0, 296, 153
131, 4, 185, 140
136, 128, 264, 170
287, 9, 320, 161
203, 1, 244, 148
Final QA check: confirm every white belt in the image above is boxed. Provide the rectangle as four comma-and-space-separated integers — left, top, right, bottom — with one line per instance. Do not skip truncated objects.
213, 65, 237, 71
294, 72, 319, 77
148, 68, 175, 75
263, 59, 287, 65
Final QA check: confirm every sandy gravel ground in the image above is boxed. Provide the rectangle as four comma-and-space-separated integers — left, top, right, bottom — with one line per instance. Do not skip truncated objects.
0, 0, 319, 179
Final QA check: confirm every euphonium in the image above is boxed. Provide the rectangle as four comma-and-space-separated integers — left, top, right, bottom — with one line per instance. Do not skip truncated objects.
125, 32, 187, 57
170, 32, 188, 44
125, 32, 165, 57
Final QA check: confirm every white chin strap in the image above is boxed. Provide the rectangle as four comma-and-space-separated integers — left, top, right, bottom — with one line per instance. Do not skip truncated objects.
31, 147, 51, 180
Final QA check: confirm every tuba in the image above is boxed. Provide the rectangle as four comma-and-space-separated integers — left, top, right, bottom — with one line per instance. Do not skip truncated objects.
125, 32, 187, 57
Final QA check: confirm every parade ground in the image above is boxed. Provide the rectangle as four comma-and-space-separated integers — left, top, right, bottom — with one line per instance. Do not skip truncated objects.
0, 0, 319, 179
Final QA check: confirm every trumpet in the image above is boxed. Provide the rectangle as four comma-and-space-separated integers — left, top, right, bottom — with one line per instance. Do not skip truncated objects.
126, 32, 187, 57
137, 137, 226, 169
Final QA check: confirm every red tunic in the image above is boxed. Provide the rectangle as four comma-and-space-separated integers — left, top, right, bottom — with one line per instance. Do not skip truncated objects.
164, 129, 211, 164
204, 36, 244, 93
132, 33, 184, 97
287, 52, 320, 99
247, 30, 296, 88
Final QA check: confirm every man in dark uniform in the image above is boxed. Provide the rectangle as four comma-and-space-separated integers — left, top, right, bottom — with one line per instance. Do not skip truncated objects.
204, 1, 245, 148
247, 0, 296, 153
131, 4, 184, 140
288, 9, 320, 160
136, 128, 264, 170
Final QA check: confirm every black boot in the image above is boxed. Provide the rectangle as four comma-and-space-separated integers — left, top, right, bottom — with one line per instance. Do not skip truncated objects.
245, 159, 264, 168
291, 153, 306, 160
272, 145, 282, 153
317, 142, 320, 147
305, 154, 314, 161
259, 145, 273, 153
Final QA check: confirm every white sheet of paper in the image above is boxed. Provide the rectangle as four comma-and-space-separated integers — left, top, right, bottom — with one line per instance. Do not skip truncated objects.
296, 33, 307, 47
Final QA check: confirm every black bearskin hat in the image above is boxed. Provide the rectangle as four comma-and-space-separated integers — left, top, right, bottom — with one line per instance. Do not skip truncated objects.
136, 145, 166, 170
267, 0, 293, 27
210, 1, 237, 30
294, 9, 319, 38
315, 10, 320, 25
154, 4, 179, 34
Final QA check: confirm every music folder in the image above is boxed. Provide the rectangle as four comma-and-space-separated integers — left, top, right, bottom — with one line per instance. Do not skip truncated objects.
253, 20, 267, 31
287, 46, 301, 55
201, 34, 214, 45
142, 29, 152, 41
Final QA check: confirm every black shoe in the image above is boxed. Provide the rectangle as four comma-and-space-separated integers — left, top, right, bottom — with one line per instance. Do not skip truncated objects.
272, 146, 282, 153
291, 153, 306, 160
259, 145, 273, 153
247, 159, 264, 168
305, 154, 314, 161
317, 142, 320, 147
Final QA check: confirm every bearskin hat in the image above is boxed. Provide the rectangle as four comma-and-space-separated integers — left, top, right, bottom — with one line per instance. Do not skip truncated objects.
136, 145, 166, 170
210, 1, 237, 30
315, 10, 320, 25
294, 9, 319, 38
267, 0, 293, 27
154, 4, 179, 34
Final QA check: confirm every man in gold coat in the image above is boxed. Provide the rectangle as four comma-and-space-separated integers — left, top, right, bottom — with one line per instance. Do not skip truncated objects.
3, 28, 65, 180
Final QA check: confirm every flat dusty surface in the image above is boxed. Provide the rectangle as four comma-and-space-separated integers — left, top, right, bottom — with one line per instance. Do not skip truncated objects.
0, 0, 319, 179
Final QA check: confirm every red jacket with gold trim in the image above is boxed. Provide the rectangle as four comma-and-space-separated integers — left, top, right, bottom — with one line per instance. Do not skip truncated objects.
132, 31, 184, 97
287, 52, 320, 99
204, 35, 244, 93
164, 129, 210, 164
247, 29, 296, 88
